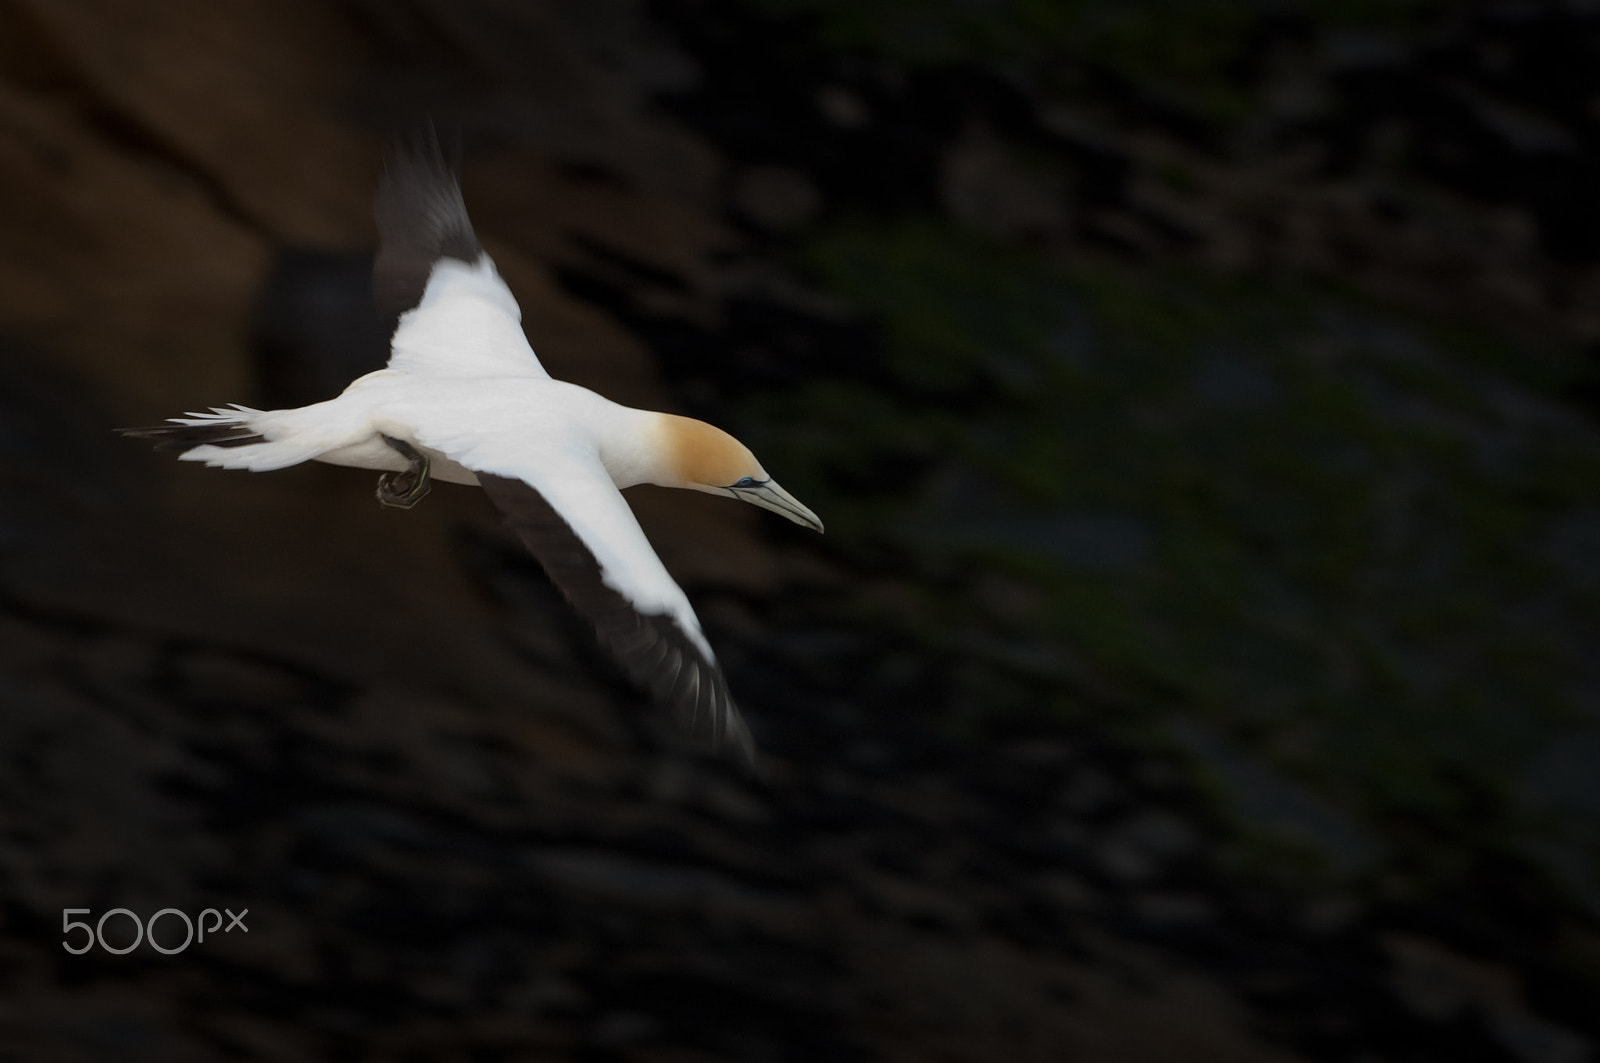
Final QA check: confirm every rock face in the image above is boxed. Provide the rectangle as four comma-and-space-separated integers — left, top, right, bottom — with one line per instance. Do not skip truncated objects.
1, 1, 1596, 1060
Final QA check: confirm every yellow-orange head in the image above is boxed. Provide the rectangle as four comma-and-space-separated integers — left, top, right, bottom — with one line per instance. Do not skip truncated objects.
655, 413, 823, 532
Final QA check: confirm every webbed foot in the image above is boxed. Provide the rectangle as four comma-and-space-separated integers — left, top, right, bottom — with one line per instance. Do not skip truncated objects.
376, 434, 431, 509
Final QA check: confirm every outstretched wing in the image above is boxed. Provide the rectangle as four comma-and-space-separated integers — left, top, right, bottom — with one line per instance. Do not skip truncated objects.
475, 469, 758, 768
372, 127, 483, 328
373, 130, 549, 379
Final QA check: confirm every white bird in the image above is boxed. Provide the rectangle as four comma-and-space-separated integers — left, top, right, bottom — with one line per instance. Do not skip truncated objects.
120, 134, 823, 768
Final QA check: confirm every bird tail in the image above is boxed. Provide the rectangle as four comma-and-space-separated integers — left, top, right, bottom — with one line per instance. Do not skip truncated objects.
117, 405, 327, 471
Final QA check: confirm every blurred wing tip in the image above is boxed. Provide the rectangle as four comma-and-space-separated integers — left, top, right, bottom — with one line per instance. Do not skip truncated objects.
475, 472, 765, 770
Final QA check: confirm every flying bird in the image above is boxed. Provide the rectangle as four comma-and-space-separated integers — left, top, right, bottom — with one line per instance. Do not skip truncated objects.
120, 135, 822, 768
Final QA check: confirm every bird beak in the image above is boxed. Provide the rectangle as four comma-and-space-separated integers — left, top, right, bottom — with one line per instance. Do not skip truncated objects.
729, 479, 824, 533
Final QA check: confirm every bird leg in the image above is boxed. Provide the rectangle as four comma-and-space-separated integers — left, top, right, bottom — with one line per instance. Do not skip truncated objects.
376, 434, 432, 509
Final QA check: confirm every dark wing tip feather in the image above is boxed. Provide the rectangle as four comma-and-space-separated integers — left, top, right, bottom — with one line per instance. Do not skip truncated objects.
478, 473, 762, 771
116, 423, 263, 453
372, 124, 483, 328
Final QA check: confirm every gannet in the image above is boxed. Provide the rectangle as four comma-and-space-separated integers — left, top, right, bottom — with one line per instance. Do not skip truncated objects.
120, 134, 822, 768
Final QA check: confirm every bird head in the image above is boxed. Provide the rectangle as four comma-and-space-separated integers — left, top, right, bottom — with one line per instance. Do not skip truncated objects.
657, 414, 823, 533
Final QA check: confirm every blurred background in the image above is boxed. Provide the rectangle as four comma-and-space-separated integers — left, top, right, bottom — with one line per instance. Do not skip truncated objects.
2, 0, 1599, 1059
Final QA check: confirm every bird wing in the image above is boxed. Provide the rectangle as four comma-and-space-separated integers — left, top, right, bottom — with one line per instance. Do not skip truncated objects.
466, 457, 757, 766
372, 128, 484, 327
374, 130, 550, 380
